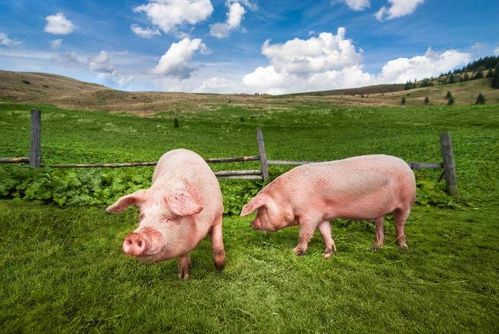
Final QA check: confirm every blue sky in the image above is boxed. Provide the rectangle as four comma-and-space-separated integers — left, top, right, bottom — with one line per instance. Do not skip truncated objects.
0, 0, 497, 94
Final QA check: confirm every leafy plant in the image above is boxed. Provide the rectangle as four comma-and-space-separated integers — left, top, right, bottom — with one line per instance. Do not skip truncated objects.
0, 166, 264, 215
415, 176, 461, 209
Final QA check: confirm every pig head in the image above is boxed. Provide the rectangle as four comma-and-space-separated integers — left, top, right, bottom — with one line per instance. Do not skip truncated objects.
106, 183, 202, 261
241, 192, 295, 232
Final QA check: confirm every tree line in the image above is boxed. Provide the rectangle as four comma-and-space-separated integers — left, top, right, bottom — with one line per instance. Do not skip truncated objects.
404, 55, 499, 90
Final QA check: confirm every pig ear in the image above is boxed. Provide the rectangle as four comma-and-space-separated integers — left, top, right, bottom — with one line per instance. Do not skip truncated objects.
166, 185, 203, 217
106, 190, 147, 213
240, 194, 267, 216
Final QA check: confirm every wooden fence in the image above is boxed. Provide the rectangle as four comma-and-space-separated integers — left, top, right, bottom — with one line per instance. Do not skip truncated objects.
0, 109, 458, 196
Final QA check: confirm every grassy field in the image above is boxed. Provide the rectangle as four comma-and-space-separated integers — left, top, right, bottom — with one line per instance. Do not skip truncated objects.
0, 100, 498, 333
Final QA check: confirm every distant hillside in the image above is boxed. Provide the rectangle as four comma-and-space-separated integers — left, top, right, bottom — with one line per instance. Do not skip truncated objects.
286, 84, 405, 96
0, 70, 109, 101
0, 70, 235, 113
0, 70, 497, 114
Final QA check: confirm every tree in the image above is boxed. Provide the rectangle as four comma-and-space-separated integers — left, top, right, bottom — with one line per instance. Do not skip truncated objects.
446, 91, 454, 105
448, 75, 456, 84
404, 81, 415, 90
424, 96, 430, 105
474, 70, 484, 79
420, 78, 433, 87
463, 72, 470, 81
492, 63, 499, 89
401, 97, 406, 105
475, 93, 486, 104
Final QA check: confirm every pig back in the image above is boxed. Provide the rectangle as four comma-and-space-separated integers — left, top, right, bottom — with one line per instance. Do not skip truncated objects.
153, 149, 223, 219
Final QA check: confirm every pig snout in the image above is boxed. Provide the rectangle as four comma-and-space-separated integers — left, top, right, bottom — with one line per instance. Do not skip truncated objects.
123, 233, 149, 257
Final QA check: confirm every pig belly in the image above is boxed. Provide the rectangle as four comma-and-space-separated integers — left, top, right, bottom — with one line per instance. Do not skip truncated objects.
325, 190, 399, 220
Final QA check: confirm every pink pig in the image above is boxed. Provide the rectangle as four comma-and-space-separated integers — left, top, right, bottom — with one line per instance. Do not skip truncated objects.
241, 154, 416, 257
106, 149, 225, 279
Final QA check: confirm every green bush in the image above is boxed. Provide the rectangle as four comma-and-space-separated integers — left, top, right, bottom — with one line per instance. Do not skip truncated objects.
0, 166, 262, 215
0, 166, 456, 212
415, 177, 460, 209
475, 93, 486, 104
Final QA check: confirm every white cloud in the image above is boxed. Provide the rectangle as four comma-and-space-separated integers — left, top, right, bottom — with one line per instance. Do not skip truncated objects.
134, 0, 213, 34
343, 0, 370, 11
374, 7, 387, 20
494, 47, 499, 56
227, 2, 246, 27
377, 48, 470, 83
0, 32, 21, 47
89, 51, 116, 75
375, 0, 424, 21
210, 1, 248, 39
195, 77, 238, 93
242, 28, 374, 94
130, 24, 161, 38
242, 66, 290, 94
44, 12, 74, 35
152, 37, 206, 79
54, 51, 88, 65
51, 39, 62, 49
261, 28, 362, 76
88, 51, 136, 87
117, 75, 135, 87
470, 42, 486, 51
236, 0, 257, 10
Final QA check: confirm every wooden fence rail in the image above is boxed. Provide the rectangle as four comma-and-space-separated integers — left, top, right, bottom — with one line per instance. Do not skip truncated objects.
48, 155, 260, 169
0, 157, 30, 164
0, 110, 459, 196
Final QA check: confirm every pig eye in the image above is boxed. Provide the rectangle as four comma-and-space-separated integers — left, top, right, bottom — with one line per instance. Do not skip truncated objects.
161, 214, 173, 222
139, 213, 145, 220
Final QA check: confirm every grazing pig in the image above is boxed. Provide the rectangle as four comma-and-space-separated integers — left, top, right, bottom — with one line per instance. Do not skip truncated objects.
241, 154, 416, 257
106, 149, 225, 279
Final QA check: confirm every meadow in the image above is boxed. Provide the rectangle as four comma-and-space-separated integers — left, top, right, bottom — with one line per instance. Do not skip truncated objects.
0, 101, 498, 333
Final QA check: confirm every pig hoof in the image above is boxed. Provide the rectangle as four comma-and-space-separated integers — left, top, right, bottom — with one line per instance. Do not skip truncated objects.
323, 247, 334, 259
398, 242, 408, 249
292, 247, 305, 256
214, 261, 225, 272
178, 270, 190, 280
372, 241, 384, 251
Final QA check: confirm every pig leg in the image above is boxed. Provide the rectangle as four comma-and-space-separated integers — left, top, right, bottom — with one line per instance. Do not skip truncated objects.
177, 254, 191, 280
394, 207, 410, 249
209, 219, 225, 271
317, 221, 336, 259
372, 217, 385, 250
293, 218, 319, 256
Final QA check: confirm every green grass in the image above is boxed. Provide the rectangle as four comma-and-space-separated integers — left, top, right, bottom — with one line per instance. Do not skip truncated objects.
0, 101, 498, 332
1, 202, 497, 333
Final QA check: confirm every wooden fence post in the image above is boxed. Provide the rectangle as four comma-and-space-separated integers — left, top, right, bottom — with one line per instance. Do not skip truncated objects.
440, 131, 458, 196
256, 128, 269, 181
29, 109, 42, 168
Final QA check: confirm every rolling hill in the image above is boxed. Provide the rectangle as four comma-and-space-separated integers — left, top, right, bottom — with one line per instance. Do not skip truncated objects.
0, 70, 497, 114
